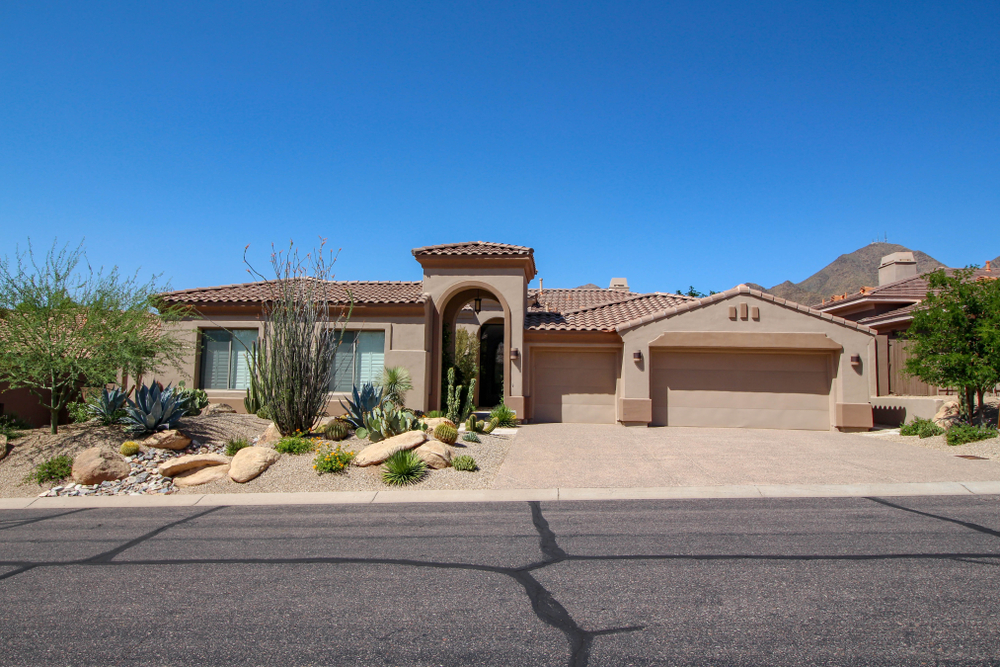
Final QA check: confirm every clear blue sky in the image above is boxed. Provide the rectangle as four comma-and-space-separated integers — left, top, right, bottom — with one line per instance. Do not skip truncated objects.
1, 1, 998, 295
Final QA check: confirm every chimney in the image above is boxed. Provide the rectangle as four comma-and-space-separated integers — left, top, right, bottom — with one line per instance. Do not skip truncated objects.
609, 277, 629, 292
878, 252, 917, 286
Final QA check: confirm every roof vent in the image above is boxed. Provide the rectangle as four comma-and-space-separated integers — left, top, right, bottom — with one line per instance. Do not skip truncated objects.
878, 252, 917, 286
609, 277, 629, 292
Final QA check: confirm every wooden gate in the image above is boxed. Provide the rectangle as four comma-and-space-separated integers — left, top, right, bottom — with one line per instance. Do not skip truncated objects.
887, 338, 938, 396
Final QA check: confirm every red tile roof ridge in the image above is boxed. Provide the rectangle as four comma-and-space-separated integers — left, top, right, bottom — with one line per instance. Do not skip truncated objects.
614, 284, 875, 334
411, 241, 533, 256
557, 291, 694, 316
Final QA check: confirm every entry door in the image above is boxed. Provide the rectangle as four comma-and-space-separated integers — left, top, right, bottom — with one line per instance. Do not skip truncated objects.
650, 351, 832, 430
533, 349, 618, 423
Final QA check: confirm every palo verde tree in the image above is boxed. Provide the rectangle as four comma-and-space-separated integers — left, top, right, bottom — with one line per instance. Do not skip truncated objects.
904, 267, 1000, 425
245, 239, 352, 436
0, 240, 188, 434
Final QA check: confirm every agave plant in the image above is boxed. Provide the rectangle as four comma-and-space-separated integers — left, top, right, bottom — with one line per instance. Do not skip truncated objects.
123, 382, 188, 435
87, 386, 129, 425
340, 382, 383, 429
356, 405, 419, 443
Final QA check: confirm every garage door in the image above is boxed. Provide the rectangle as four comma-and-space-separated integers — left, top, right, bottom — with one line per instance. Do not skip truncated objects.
650, 351, 832, 430
533, 350, 618, 423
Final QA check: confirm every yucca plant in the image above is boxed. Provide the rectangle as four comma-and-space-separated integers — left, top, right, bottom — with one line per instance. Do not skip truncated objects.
377, 366, 413, 408
88, 386, 129, 425
123, 382, 187, 434
381, 449, 427, 486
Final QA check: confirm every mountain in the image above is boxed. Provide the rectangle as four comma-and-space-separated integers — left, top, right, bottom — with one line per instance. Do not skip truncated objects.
753, 243, 945, 306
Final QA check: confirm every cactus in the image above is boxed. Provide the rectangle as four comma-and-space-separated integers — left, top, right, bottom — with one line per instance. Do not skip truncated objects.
323, 420, 349, 441
465, 415, 479, 433
119, 441, 140, 456
461, 378, 476, 422
434, 422, 458, 445
462, 431, 480, 443
483, 417, 499, 434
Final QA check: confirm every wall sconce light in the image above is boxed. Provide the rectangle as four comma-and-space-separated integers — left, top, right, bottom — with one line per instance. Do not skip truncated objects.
473, 290, 482, 314
633, 350, 643, 362
509, 347, 520, 361
850, 354, 862, 366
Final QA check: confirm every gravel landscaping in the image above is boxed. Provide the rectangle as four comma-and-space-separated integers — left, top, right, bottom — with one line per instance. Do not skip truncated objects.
862, 428, 1000, 461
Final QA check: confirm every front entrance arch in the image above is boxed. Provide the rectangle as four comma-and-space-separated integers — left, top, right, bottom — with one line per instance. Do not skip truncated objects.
479, 320, 504, 408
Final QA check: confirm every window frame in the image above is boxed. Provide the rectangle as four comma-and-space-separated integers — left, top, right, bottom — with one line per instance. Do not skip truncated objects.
198, 328, 259, 391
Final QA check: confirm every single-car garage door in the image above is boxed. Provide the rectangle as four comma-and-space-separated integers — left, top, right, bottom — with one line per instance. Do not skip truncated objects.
651, 351, 832, 430
533, 349, 618, 423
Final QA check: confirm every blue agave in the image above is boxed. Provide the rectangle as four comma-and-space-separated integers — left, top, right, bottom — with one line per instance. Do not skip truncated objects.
124, 382, 188, 434
88, 386, 128, 425
339, 382, 383, 429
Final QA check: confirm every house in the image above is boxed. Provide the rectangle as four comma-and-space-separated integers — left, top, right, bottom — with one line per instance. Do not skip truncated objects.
156, 242, 876, 432
816, 251, 996, 423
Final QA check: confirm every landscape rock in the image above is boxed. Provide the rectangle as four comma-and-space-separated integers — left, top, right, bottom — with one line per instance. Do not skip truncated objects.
352, 430, 427, 467
413, 441, 453, 469
203, 403, 237, 416
71, 447, 130, 485
933, 401, 961, 428
158, 453, 230, 477
229, 446, 281, 483
173, 464, 231, 487
0, 434, 8, 462
421, 418, 456, 432
257, 422, 282, 447
142, 430, 192, 450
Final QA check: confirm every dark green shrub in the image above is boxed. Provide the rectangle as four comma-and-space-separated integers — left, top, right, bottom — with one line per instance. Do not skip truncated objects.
489, 404, 517, 428
25, 455, 73, 485
322, 420, 349, 441
425, 410, 444, 419
313, 443, 355, 474
462, 431, 480, 443
67, 401, 93, 424
225, 437, 250, 456
0, 413, 31, 440
119, 441, 140, 456
381, 449, 427, 486
452, 455, 477, 472
256, 405, 272, 420
946, 424, 999, 446
899, 417, 944, 438
434, 423, 458, 445
274, 435, 316, 455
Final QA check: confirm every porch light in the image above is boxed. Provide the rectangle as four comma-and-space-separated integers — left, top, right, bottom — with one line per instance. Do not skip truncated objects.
510, 347, 520, 361
633, 350, 643, 362
474, 290, 482, 314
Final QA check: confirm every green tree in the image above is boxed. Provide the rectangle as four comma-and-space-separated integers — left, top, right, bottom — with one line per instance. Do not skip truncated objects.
0, 240, 188, 433
453, 327, 480, 387
904, 268, 1000, 425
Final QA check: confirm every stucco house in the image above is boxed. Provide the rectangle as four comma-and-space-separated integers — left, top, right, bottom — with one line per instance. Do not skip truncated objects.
156, 242, 876, 432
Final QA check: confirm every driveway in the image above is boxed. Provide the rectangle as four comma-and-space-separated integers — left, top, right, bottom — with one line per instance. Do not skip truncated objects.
492, 424, 1000, 489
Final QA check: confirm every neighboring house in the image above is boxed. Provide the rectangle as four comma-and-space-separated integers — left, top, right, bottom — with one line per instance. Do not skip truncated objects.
816, 252, 996, 423
156, 242, 875, 432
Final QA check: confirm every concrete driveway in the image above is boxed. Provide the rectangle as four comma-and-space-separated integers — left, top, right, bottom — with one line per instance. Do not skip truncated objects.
492, 424, 1000, 489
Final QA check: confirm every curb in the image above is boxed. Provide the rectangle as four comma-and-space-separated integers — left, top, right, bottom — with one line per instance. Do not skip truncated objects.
3, 481, 1000, 509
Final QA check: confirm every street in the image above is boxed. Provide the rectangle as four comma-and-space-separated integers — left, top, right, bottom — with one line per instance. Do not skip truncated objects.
2, 496, 999, 666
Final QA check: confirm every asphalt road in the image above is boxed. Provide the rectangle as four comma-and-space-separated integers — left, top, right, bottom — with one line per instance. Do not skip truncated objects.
1, 496, 999, 666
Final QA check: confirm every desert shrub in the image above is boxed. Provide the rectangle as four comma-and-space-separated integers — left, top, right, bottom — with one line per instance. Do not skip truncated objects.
381, 449, 427, 486
489, 403, 517, 428
462, 431, 480, 443
452, 454, 478, 472
425, 410, 444, 419
274, 434, 316, 455
900, 417, 945, 439
25, 455, 73, 485
434, 423, 458, 445
119, 441, 140, 456
66, 401, 93, 424
946, 424, 999, 447
313, 443, 355, 474
256, 406, 272, 421
225, 437, 250, 456
0, 413, 31, 440
322, 420, 349, 441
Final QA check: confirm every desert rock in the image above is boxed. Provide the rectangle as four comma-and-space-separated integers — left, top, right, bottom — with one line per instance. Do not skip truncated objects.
413, 441, 453, 469
142, 430, 192, 450
229, 446, 281, 483
71, 447, 130, 485
158, 453, 230, 477
352, 430, 427, 467
173, 464, 231, 487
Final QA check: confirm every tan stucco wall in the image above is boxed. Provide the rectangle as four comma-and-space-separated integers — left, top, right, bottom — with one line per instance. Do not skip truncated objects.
618, 292, 876, 430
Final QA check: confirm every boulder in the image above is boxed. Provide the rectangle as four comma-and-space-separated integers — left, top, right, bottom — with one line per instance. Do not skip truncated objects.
257, 422, 282, 447
933, 401, 961, 428
158, 453, 230, 477
229, 446, 281, 483
71, 447, 130, 485
0, 434, 8, 462
202, 403, 237, 416
173, 464, 231, 487
352, 430, 427, 467
421, 417, 456, 432
142, 430, 192, 450
414, 441, 453, 470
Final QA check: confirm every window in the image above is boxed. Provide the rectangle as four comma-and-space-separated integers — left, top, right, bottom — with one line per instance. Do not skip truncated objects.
199, 329, 258, 390
329, 330, 386, 392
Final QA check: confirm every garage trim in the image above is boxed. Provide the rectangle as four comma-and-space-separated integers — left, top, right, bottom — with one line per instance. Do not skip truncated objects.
649, 331, 843, 351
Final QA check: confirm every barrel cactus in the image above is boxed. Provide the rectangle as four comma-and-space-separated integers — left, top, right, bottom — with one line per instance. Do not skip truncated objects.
434, 423, 458, 445
119, 441, 140, 456
323, 420, 349, 441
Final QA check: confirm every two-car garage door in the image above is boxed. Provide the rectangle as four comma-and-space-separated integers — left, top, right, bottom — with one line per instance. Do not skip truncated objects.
650, 351, 832, 431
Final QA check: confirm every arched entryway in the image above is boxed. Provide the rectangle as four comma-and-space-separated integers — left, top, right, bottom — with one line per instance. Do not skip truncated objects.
478, 319, 504, 408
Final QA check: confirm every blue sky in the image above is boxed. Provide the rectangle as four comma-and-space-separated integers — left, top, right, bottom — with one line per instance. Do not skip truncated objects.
1, 1, 998, 295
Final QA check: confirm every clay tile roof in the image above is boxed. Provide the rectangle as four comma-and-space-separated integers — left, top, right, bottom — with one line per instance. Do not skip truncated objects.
858, 303, 921, 326
816, 267, 996, 310
159, 280, 426, 305
411, 241, 533, 257
526, 291, 695, 331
